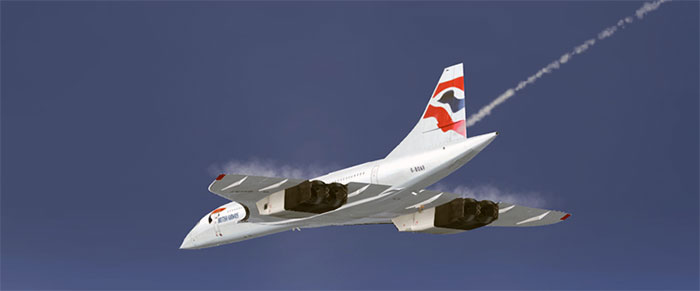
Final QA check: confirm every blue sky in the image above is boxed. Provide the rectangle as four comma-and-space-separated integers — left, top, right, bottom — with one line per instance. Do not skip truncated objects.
2, 1, 698, 289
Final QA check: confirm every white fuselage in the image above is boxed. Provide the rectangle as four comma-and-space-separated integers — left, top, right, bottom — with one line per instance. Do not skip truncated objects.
180, 132, 498, 249
319, 132, 497, 190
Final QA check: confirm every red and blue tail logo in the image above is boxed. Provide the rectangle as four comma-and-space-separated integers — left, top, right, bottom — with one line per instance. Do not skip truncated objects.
423, 67, 466, 137
385, 63, 467, 159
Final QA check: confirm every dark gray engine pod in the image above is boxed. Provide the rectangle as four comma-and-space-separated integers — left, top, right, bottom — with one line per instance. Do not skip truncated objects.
391, 198, 498, 233
287, 180, 348, 213
257, 180, 349, 217
434, 198, 498, 230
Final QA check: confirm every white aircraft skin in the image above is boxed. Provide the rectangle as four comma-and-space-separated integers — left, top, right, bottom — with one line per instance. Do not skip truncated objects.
181, 63, 569, 249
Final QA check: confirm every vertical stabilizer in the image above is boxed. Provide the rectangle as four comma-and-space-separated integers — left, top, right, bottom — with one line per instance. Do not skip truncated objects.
386, 63, 466, 159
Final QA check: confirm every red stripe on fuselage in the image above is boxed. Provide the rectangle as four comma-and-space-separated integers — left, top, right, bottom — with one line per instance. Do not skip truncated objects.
211, 208, 226, 214
432, 76, 464, 98
423, 105, 466, 137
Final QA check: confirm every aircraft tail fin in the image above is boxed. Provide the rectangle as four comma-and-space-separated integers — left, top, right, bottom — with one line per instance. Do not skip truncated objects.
386, 63, 467, 159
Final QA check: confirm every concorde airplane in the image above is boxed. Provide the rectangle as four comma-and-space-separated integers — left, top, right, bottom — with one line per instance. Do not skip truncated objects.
180, 63, 570, 249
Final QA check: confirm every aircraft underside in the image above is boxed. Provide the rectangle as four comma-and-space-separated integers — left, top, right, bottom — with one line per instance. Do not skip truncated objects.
180, 63, 570, 249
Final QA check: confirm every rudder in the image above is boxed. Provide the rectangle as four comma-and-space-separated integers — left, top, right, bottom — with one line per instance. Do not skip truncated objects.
386, 63, 466, 159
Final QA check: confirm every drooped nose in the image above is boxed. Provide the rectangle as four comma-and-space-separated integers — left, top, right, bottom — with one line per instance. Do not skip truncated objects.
179, 231, 196, 250
180, 223, 207, 250
180, 220, 219, 250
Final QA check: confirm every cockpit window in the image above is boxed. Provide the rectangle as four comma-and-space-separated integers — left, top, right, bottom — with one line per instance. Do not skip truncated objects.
208, 207, 227, 224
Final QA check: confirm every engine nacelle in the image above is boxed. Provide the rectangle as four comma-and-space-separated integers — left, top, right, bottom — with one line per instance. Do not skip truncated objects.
391, 198, 498, 234
256, 180, 348, 218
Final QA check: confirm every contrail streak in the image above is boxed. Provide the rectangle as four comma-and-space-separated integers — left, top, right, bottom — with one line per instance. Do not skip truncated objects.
465, 0, 671, 128
209, 158, 338, 179
431, 184, 546, 207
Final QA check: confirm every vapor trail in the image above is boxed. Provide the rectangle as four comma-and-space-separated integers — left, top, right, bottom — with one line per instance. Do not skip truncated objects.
465, 0, 671, 128
209, 158, 337, 180
431, 184, 546, 207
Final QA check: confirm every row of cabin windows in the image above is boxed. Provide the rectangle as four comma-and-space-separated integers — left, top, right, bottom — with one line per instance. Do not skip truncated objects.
335, 171, 366, 182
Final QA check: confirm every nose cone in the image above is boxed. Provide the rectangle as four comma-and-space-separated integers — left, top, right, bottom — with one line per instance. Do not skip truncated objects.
179, 235, 194, 250
179, 220, 220, 250
180, 222, 210, 250
179, 229, 196, 250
